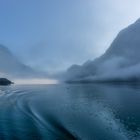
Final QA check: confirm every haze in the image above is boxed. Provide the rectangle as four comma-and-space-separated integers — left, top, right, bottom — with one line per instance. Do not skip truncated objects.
0, 0, 140, 73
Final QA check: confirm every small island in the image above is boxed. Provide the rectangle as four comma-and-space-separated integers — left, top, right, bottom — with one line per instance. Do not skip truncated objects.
0, 78, 14, 86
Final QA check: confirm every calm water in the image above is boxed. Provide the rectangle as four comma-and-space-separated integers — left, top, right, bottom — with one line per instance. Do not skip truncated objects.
0, 83, 140, 140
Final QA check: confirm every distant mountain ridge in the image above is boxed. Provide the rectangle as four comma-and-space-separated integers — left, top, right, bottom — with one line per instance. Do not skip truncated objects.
65, 19, 140, 82
0, 44, 46, 78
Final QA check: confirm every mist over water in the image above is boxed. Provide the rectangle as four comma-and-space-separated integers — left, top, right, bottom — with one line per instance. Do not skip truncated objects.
0, 84, 140, 139
13, 79, 58, 85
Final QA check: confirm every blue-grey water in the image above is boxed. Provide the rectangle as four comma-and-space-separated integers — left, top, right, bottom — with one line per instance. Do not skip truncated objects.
0, 83, 140, 140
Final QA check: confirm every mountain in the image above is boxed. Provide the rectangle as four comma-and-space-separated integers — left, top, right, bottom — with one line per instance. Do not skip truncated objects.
0, 44, 45, 79
65, 19, 140, 82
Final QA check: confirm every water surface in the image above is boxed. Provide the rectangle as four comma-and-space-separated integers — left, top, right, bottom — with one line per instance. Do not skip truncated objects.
0, 83, 140, 140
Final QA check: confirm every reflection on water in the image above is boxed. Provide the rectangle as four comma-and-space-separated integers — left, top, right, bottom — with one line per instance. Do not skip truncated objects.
0, 83, 140, 139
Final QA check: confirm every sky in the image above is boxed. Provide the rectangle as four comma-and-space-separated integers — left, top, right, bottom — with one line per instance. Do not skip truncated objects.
0, 0, 140, 73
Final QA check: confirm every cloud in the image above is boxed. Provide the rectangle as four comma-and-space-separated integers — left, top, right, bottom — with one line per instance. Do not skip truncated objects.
64, 18, 140, 82
1, 0, 140, 73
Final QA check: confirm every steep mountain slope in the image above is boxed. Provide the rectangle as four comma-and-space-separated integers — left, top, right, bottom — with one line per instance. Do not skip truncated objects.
65, 19, 140, 82
0, 44, 44, 78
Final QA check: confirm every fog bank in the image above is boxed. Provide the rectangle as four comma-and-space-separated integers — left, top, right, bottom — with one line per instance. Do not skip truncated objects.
65, 19, 140, 82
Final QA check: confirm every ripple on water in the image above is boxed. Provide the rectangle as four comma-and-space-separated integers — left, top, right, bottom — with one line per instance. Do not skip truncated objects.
0, 84, 139, 139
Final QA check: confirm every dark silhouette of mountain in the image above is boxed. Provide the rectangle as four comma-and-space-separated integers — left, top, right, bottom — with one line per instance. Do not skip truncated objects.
65, 19, 140, 82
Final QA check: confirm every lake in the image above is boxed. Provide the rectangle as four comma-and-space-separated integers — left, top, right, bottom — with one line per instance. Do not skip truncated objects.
0, 83, 140, 140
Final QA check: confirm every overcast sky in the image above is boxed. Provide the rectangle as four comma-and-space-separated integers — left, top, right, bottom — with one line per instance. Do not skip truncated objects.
0, 0, 140, 73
